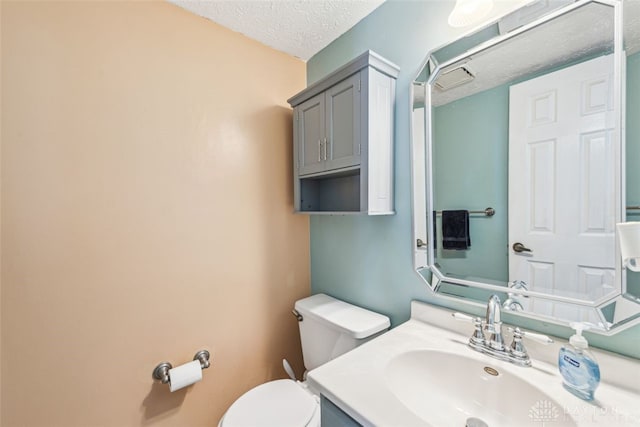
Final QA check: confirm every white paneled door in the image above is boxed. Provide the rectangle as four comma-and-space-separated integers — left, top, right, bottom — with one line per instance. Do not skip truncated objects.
508, 55, 617, 320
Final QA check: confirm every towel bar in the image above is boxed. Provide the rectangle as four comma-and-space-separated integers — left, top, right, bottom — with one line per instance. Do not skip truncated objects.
434, 207, 495, 217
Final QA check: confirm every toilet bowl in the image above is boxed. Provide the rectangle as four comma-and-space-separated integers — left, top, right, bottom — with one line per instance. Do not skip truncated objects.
218, 294, 390, 427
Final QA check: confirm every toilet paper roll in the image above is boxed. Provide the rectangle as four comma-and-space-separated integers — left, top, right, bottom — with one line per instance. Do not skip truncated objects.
169, 360, 203, 392
617, 222, 640, 272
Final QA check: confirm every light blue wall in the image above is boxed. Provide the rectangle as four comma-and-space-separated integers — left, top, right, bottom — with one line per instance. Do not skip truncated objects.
433, 85, 508, 281
307, 0, 640, 358
627, 53, 640, 296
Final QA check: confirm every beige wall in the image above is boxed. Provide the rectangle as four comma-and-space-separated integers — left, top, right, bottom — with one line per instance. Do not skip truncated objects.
1, 1, 309, 426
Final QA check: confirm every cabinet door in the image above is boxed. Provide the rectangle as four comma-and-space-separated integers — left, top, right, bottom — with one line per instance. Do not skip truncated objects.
297, 93, 326, 176
325, 74, 361, 171
321, 396, 363, 427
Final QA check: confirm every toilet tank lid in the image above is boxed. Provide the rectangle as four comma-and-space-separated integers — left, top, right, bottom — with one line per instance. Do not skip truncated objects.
295, 294, 390, 339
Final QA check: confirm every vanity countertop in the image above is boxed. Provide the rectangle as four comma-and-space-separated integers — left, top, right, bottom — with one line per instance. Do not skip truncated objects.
307, 301, 640, 427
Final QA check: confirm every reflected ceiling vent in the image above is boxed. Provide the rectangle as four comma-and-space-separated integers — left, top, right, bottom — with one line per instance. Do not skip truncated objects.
435, 65, 475, 91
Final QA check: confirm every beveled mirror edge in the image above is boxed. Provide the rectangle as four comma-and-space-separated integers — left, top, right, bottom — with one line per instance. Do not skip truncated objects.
423, 267, 640, 336
410, 0, 640, 334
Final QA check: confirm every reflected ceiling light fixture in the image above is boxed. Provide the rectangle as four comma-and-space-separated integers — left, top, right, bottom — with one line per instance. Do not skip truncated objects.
448, 0, 494, 27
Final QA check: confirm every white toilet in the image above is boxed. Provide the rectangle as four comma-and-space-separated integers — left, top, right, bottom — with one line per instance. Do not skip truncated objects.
218, 293, 390, 427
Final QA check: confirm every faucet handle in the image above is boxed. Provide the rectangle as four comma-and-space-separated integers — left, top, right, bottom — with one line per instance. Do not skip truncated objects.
507, 327, 553, 367
508, 327, 554, 344
452, 312, 476, 322
452, 313, 485, 348
509, 328, 531, 366
452, 312, 484, 329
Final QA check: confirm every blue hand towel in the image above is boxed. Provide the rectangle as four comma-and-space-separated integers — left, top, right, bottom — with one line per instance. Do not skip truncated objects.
442, 210, 470, 250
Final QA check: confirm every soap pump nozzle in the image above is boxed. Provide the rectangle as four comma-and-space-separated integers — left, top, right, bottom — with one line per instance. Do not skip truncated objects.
569, 322, 590, 351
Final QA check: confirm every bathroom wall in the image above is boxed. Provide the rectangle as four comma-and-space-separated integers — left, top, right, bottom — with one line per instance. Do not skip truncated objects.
627, 53, 640, 296
308, 0, 640, 358
432, 84, 509, 282
1, 2, 308, 426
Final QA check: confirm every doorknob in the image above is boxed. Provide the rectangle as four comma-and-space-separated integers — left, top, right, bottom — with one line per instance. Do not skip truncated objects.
512, 242, 532, 253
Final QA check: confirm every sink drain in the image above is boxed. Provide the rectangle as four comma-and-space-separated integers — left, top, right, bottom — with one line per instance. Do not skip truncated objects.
466, 417, 489, 427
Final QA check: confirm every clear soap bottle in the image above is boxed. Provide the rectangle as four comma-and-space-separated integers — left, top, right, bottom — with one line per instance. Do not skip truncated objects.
558, 323, 600, 401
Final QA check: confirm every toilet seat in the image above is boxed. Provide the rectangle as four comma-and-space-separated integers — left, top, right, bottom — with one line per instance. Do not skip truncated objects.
219, 379, 319, 427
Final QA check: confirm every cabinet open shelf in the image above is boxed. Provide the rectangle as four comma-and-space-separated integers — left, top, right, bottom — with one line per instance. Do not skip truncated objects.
299, 169, 361, 213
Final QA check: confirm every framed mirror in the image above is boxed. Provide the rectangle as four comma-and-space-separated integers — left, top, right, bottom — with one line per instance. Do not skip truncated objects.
411, 0, 640, 332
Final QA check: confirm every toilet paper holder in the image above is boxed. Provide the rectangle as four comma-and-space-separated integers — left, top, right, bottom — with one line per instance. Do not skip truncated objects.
152, 349, 211, 385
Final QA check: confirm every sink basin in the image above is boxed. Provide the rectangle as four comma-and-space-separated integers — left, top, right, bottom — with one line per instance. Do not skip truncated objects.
385, 350, 577, 427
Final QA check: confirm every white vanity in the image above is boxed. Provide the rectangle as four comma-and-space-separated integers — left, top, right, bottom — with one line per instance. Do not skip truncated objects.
308, 301, 640, 426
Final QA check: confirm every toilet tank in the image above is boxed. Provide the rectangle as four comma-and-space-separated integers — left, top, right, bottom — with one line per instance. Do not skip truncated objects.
294, 294, 390, 371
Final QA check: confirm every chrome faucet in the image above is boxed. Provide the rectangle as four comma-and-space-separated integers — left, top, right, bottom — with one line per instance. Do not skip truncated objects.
485, 294, 505, 351
452, 294, 554, 367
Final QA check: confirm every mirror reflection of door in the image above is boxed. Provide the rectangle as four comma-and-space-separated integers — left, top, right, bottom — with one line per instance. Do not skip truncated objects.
508, 54, 618, 320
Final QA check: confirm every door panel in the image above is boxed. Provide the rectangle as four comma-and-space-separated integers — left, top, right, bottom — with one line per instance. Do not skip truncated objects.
325, 74, 361, 171
298, 93, 325, 176
509, 54, 617, 310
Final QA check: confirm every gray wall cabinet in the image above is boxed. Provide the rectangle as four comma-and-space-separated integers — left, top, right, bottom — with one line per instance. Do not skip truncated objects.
288, 51, 399, 214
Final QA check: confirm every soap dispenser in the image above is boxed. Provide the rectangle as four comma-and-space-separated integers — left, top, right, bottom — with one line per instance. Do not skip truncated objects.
558, 323, 600, 401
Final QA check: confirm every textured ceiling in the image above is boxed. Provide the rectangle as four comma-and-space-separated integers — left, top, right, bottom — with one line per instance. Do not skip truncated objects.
168, 0, 385, 61
433, 1, 640, 106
